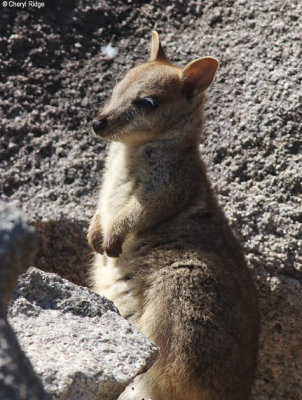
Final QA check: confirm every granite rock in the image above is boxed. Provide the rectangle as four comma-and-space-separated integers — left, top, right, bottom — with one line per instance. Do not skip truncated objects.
9, 267, 159, 400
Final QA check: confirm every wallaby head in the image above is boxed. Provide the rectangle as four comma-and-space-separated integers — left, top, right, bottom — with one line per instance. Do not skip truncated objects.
93, 31, 218, 145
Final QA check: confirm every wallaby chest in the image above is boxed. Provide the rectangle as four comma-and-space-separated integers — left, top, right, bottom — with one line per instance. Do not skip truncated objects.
99, 142, 181, 230
99, 144, 135, 230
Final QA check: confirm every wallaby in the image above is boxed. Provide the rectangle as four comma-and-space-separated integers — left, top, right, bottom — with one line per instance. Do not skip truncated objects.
88, 31, 259, 400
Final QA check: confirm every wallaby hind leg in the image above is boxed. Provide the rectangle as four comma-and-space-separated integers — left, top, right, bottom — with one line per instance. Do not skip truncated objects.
118, 366, 214, 400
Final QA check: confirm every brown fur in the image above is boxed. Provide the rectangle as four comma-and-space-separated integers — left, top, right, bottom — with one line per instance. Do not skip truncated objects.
88, 31, 259, 400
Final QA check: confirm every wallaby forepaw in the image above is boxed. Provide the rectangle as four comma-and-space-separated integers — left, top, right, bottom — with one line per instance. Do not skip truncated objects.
88, 231, 104, 255
103, 234, 123, 258
87, 214, 104, 254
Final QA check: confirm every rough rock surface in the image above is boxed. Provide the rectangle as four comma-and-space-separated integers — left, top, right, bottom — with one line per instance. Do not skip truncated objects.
8, 267, 159, 400
0, 202, 47, 400
0, 1, 301, 398
0, 201, 36, 307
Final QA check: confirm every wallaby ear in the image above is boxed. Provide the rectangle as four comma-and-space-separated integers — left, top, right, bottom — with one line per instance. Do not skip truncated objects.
182, 57, 218, 97
149, 31, 169, 62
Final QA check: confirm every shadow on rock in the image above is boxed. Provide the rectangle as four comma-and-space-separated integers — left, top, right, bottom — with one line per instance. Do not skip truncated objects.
35, 219, 92, 287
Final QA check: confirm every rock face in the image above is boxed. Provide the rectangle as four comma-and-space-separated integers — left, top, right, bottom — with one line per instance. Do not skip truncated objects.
0, 1, 301, 398
0, 201, 47, 400
9, 267, 159, 400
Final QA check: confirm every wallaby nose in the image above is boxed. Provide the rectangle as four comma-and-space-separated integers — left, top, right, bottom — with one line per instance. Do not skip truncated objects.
93, 118, 108, 134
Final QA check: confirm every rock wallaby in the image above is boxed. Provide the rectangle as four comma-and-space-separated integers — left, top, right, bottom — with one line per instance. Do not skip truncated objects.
88, 31, 259, 400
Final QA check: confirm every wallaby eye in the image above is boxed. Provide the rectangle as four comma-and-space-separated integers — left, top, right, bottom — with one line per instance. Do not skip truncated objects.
134, 97, 158, 111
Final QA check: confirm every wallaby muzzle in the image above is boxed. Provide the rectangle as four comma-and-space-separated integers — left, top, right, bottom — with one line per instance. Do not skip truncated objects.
92, 117, 108, 135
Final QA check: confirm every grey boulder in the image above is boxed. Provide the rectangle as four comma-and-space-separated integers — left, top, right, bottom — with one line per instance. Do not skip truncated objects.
8, 267, 159, 400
